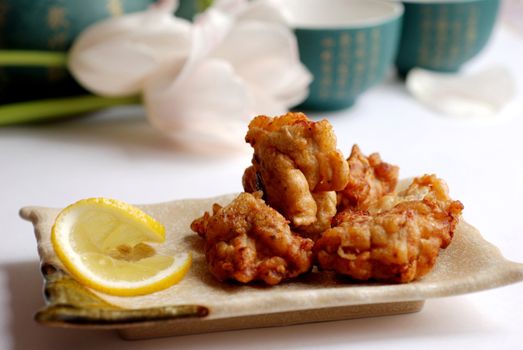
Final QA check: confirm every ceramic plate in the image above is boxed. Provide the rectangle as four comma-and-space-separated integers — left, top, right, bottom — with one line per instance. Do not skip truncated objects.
20, 192, 523, 340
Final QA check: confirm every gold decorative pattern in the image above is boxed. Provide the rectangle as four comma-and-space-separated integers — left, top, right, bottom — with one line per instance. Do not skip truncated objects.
418, 7, 432, 66
320, 50, 333, 61
433, 6, 449, 67
319, 36, 336, 100
321, 37, 335, 48
336, 63, 349, 97
47, 6, 69, 29
340, 33, 351, 47
449, 20, 462, 64
336, 33, 351, 98
368, 28, 381, 83
416, 4, 484, 69
107, 0, 124, 17
47, 6, 69, 50
337, 64, 349, 74
350, 31, 367, 96
464, 5, 479, 54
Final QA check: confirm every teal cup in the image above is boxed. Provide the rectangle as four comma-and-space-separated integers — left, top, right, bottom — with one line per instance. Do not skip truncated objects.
396, 0, 500, 75
0, 0, 155, 51
0, 0, 154, 103
278, 0, 404, 110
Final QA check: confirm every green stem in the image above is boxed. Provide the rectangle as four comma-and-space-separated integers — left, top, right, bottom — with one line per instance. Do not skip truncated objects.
197, 0, 214, 12
0, 50, 68, 67
0, 95, 141, 126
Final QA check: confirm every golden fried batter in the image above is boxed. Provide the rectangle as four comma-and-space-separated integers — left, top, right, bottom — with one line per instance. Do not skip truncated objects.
337, 145, 399, 211
315, 175, 463, 283
374, 174, 460, 215
295, 191, 337, 241
191, 192, 314, 285
243, 112, 349, 236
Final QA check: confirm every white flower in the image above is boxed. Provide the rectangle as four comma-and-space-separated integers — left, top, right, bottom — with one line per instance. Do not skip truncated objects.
144, 0, 312, 148
68, 1, 192, 97
69, 0, 312, 149
213, 0, 290, 25
406, 67, 516, 118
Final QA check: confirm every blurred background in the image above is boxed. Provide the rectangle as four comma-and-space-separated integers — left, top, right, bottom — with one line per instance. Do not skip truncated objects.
0, 0, 522, 349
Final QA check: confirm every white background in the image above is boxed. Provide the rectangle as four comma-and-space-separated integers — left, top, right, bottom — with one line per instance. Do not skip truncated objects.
1, 22, 522, 350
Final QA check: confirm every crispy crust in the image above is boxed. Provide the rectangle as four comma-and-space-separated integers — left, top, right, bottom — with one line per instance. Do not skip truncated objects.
195, 112, 464, 286
337, 145, 399, 211
243, 112, 349, 237
315, 175, 463, 283
191, 192, 314, 285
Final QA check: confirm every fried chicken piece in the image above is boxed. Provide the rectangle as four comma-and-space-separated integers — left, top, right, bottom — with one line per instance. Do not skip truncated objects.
374, 174, 458, 215
242, 165, 264, 194
243, 112, 349, 236
191, 192, 314, 285
294, 191, 337, 241
337, 145, 399, 211
315, 175, 463, 283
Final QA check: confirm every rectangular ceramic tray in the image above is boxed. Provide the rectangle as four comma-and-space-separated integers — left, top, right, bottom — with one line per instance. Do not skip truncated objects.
20, 193, 523, 340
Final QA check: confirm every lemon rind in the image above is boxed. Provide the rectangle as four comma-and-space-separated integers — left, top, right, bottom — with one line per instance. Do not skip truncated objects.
51, 198, 190, 297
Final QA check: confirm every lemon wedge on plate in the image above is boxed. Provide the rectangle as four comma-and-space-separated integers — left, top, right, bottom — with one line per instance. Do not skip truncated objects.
51, 198, 191, 296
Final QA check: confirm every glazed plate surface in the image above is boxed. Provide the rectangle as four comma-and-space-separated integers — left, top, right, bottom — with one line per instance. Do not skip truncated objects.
20, 191, 523, 340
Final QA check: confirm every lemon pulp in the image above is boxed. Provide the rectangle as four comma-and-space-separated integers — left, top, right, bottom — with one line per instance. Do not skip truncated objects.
52, 198, 191, 296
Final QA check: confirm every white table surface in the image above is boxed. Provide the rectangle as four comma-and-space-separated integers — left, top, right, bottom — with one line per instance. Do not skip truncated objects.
1, 24, 522, 350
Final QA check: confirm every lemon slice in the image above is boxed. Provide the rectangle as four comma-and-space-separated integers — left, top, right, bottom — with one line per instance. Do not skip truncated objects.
51, 198, 191, 296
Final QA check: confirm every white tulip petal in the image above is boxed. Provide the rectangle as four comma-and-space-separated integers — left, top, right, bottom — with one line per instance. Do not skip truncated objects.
246, 83, 288, 116
69, 0, 311, 150
191, 8, 234, 63
502, 0, 523, 36
69, 10, 192, 97
271, 63, 314, 107
212, 21, 311, 108
152, 0, 180, 13
236, 0, 289, 25
406, 67, 516, 118
71, 8, 187, 54
213, 0, 288, 24
213, 0, 248, 13
144, 58, 253, 148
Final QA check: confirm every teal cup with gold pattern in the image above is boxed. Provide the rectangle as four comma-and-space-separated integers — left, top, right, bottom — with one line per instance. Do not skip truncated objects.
396, 0, 500, 75
0, 0, 154, 103
277, 0, 404, 110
